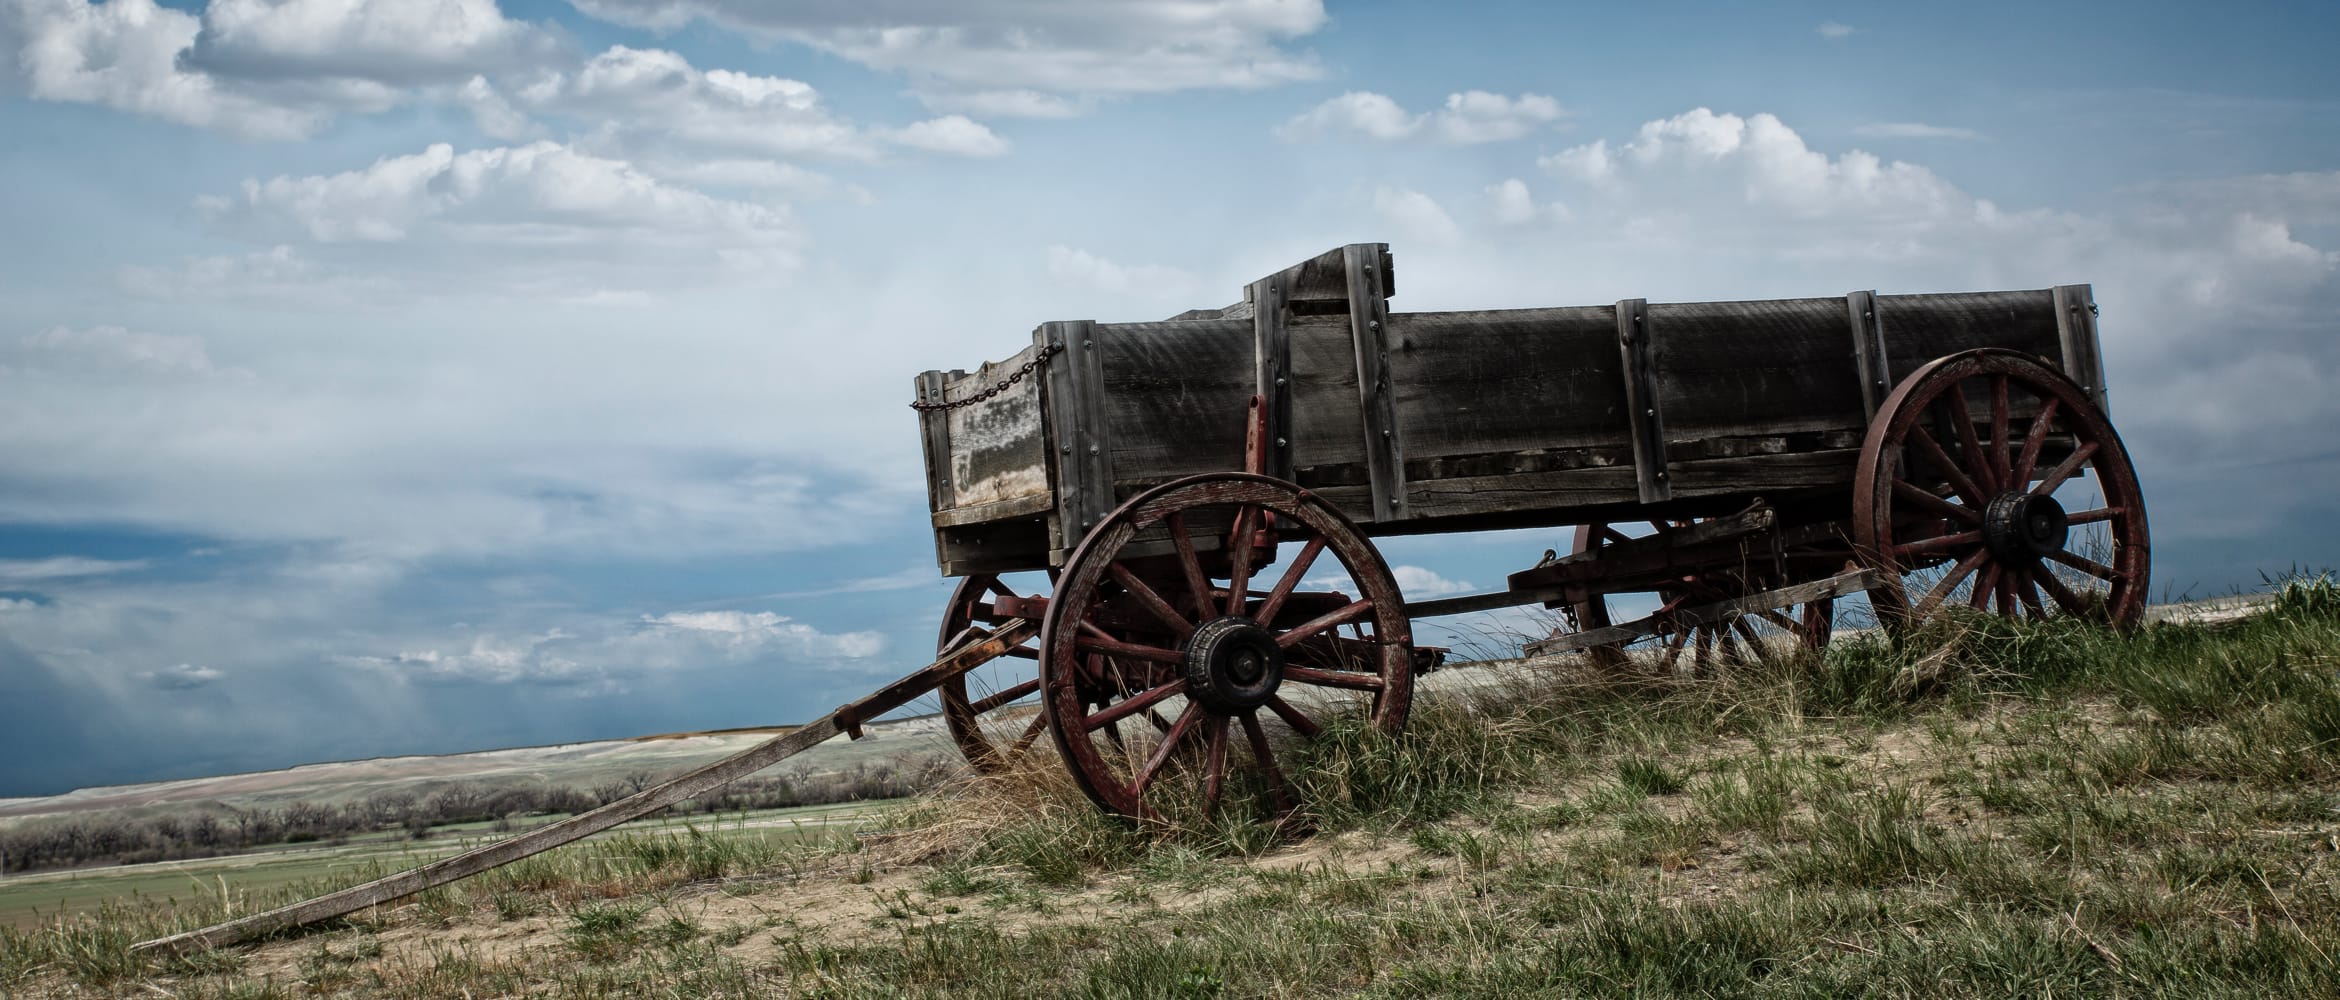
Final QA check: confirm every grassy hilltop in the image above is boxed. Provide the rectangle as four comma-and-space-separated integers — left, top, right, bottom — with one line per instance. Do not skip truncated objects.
4, 578, 2339, 998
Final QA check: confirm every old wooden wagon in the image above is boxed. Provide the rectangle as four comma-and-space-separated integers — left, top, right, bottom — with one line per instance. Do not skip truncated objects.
912, 241, 2149, 821
138, 240, 2152, 955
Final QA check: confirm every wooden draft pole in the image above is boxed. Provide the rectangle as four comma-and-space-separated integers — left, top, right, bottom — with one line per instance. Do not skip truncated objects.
133, 618, 1038, 958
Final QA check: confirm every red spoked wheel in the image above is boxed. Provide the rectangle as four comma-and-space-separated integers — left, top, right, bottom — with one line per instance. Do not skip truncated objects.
1039, 473, 1414, 823
1569, 520, 1835, 674
1854, 349, 2150, 629
936, 574, 1047, 773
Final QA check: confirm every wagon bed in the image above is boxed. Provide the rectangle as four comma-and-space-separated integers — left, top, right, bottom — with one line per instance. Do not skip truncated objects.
917, 243, 2109, 575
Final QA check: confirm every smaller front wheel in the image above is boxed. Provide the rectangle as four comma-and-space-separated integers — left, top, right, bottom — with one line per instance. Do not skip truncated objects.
1039, 474, 1415, 823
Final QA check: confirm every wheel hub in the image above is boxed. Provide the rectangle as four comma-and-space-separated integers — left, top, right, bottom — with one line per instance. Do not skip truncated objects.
1983, 491, 2069, 564
1184, 616, 1284, 712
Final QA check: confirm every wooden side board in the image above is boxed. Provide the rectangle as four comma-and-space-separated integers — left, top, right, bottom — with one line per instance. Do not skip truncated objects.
915, 240, 2104, 573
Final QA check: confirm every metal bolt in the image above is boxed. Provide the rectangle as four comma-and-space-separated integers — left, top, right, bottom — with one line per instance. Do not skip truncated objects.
1088, 445, 1100, 455
1083, 340, 1093, 349
1645, 408, 1656, 417
1275, 377, 1287, 387
1657, 471, 1669, 480
1369, 321, 1381, 331
1381, 429, 1392, 438
1276, 437, 1288, 448
1062, 445, 1073, 454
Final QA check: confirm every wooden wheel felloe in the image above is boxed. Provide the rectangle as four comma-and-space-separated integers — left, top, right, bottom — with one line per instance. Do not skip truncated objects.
935, 574, 1046, 773
1039, 473, 1414, 823
1854, 349, 2150, 629
1569, 521, 1835, 674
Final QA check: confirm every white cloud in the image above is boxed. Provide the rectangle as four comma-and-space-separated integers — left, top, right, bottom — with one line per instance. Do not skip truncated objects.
117, 245, 399, 306
1391, 565, 1474, 598
0, 557, 149, 582
1854, 122, 1985, 141
880, 113, 1009, 157
139, 663, 224, 690
1372, 186, 1462, 245
2, 0, 333, 137
1485, 177, 1567, 226
1279, 90, 1565, 144
644, 610, 883, 657
517, 45, 879, 161
562, 0, 1328, 110
183, 0, 565, 86
917, 87, 1088, 119
196, 141, 804, 271
647, 159, 873, 203
1046, 245, 1194, 294
1817, 21, 1854, 39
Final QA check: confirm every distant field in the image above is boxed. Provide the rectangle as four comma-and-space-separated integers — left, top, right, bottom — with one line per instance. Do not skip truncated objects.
0, 799, 891, 928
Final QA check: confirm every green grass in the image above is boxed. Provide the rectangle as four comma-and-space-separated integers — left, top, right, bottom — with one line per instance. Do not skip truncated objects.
7, 577, 2340, 998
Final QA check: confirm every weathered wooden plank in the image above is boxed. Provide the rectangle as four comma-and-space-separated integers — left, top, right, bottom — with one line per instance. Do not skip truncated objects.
2052, 284, 2107, 416
1095, 319, 1254, 482
941, 346, 1050, 511
916, 372, 955, 513
1382, 307, 1623, 461
1645, 297, 1869, 440
132, 620, 1040, 958
1616, 299, 1672, 503
931, 491, 1054, 529
1345, 244, 1405, 522
1400, 449, 1860, 523
1845, 290, 1893, 420
1875, 290, 2060, 385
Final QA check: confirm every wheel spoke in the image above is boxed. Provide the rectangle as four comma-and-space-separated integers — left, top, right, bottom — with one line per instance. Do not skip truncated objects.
1074, 631, 1186, 665
1995, 564, 2020, 618
1990, 375, 2013, 490
1263, 694, 1323, 738
1008, 712, 1047, 756
1165, 511, 1215, 621
2064, 506, 2121, 526
969, 679, 1042, 715
1894, 529, 1983, 558
1107, 563, 1195, 639
983, 578, 1018, 601
1945, 381, 1999, 493
1130, 702, 1204, 798
2035, 569, 2090, 615
2013, 568, 2050, 619
1915, 548, 1991, 618
1254, 535, 1329, 627
1274, 598, 1374, 649
1597, 525, 1633, 546
1281, 665, 1385, 691
1893, 479, 1983, 524
2030, 441, 2100, 498
2013, 397, 2063, 486
1084, 678, 1187, 732
1224, 505, 1263, 616
1908, 425, 1989, 507
1239, 712, 1295, 813
1201, 715, 1230, 817
1969, 563, 2001, 612
1002, 645, 1040, 660
2045, 547, 2123, 581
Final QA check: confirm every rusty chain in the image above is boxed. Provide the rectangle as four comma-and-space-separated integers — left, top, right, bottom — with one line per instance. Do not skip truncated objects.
909, 343, 1063, 411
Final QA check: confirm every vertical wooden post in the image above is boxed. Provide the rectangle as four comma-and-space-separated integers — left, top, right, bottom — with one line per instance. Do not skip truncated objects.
914, 370, 957, 570
1616, 299, 1671, 504
1041, 320, 1114, 563
1845, 290, 1894, 421
1249, 276, 1296, 482
1344, 243, 1405, 522
2052, 284, 2107, 417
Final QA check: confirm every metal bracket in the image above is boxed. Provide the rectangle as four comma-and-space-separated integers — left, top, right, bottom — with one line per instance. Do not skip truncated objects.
1616, 298, 1672, 503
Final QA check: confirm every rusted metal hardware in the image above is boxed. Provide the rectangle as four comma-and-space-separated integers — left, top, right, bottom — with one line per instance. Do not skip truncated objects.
908, 342, 1061, 411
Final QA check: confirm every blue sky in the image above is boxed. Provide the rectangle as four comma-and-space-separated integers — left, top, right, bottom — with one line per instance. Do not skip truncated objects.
2, 0, 2336, 795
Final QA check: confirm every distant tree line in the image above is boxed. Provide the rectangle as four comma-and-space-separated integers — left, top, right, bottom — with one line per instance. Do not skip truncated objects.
0, 758, 952, 875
